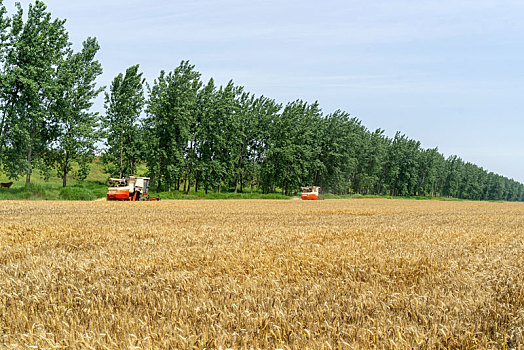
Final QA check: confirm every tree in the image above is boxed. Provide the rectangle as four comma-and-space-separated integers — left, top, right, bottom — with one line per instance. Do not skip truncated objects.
246, 96, 281, 193
193, 78, 217, 194
262, 100, 322, 195
382, 132, 421, 196
415, 148, 439, 196
0, 1, 13, 157
363, 129, 388, 194
317, 111, 362, 194
0, 1, 70, 184
49, 37, 103, 187
443, 155, 464, 198
211, 80, 243, 193
102, 65, 145, 178
144, 61, 201, 192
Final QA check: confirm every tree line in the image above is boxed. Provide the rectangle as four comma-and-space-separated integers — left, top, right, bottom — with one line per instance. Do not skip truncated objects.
99, 60, 524, 201
0, 1, 522, 201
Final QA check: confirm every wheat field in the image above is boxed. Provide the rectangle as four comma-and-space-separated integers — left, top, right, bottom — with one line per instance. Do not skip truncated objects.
1, 199, 523, 349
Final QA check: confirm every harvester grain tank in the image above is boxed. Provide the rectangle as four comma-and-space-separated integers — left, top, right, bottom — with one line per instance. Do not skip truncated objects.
301, 186, 320, 200
107, 176, 159, 201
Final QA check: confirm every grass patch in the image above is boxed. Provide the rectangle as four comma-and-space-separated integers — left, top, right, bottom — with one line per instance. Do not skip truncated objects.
158, 190, 291, 200
0, 181, 107, 201
59, 186, 98, 201
321, 193, 465, 201
0, 183, 57, 200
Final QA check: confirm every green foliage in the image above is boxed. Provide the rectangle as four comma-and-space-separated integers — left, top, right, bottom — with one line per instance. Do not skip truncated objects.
102, 64, 145, 178
0, 183, 52, 200
0, 1, 103, 187
59, 186, 97, 201
0, 180, 106, 201
0, 159, 107, 200
260, 100, 323, 195
322, 193, 464, 201
48, 37, 104, 187
144, 61, 202, 192
158, 190, 290, 200
0, 1, 71, 184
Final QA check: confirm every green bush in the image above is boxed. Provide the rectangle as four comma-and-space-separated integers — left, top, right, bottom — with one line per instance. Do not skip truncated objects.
0, 184, 54, 200
20, 191, 34, 200
59, 187, 97, 201
78, 181, 108, 198
158, 190, 291, 200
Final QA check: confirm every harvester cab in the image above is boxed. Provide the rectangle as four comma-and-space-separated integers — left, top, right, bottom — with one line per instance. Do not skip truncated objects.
301, 186, 320, 200
107, 176, 159, 201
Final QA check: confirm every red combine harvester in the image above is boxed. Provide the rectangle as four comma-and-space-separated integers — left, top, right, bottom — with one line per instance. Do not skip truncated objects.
300, 186, 320, 200
107, 176, 160, 201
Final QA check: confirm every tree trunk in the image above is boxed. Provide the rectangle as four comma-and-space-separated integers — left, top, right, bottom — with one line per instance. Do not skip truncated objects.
418, 172, 426, 196
234, 143, 245, 195
183, 175, 187, 193
26, 145, 32, 185
0, 87, 20, 156
377, 173, 384, 194
62, 152, 69, 187
218, 178, 222, 193
251, 157, 257, 194
351, 170, 357, 194
240, 174, 243, 193
0, 121, 7, 155
0, 113, 7, 155
119, 129, 123, 178
157, 154, 165, 193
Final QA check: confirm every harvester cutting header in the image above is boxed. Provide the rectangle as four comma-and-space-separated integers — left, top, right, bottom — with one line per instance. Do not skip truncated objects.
107, 176, 159, 201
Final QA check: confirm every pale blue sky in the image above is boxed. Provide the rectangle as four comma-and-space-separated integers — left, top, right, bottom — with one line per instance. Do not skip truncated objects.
7, 1, 524, 182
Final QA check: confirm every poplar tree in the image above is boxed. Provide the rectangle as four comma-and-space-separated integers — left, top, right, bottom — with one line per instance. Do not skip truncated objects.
145, 61, 201, 192
0, 1, 12, 157
50, 37, 103, 187
0, 1, 70, 183
232, 92, 254, 193
262, 100, 322, 195
317, 111, 362, 194
212, 81, 243, 192
193, 78, 217, 194
246, 96, 281, 193
102, 65, 145, 178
